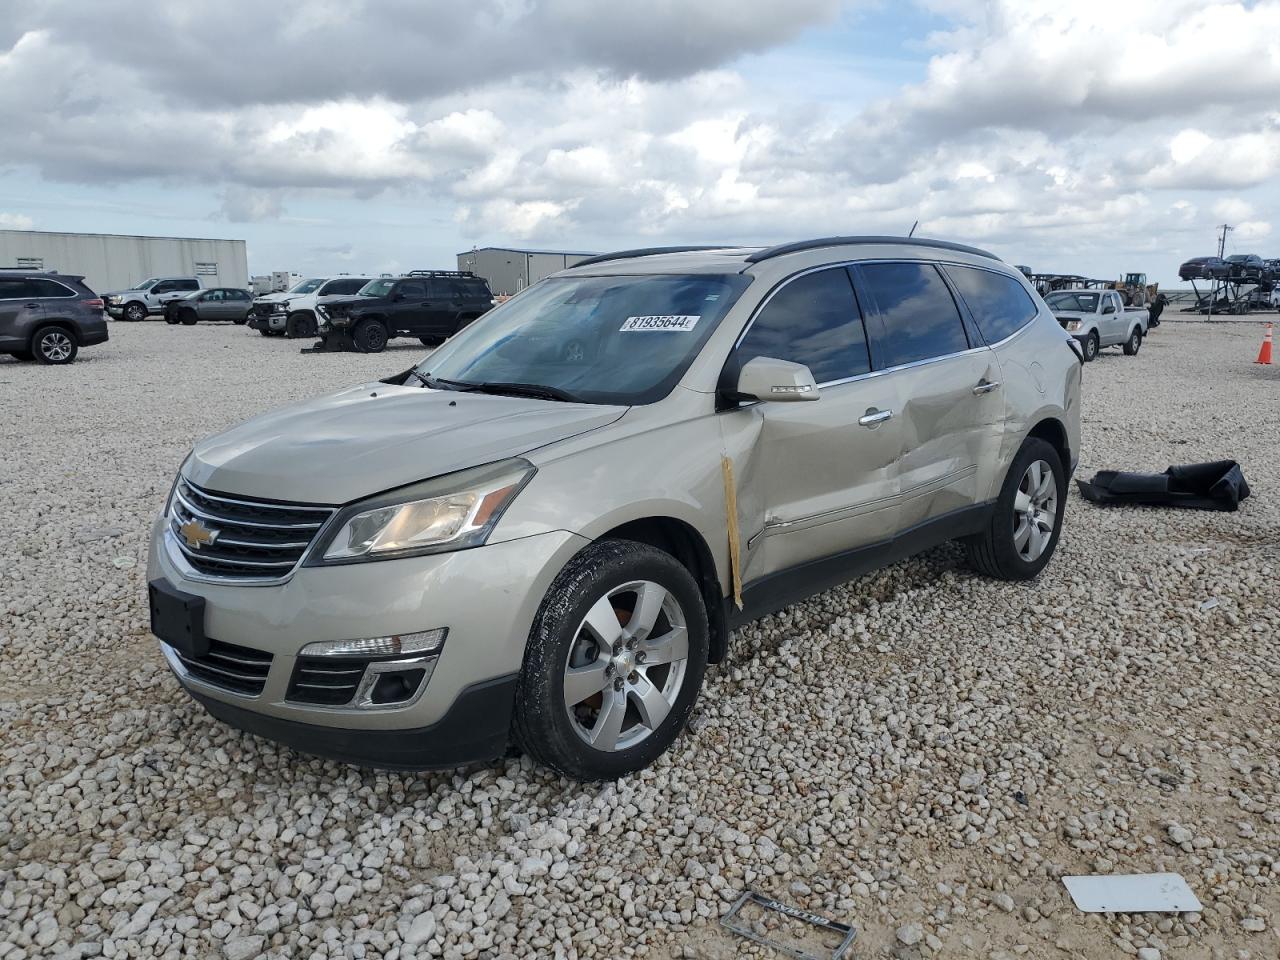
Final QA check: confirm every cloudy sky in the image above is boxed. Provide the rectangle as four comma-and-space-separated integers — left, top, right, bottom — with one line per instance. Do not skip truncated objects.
2, 0, 1277, 284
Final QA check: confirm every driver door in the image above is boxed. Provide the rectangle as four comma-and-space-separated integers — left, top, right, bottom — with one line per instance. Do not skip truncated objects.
721, 266, 902, 584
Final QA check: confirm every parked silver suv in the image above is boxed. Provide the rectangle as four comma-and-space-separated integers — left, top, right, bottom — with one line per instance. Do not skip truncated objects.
147, 237, 1081, 780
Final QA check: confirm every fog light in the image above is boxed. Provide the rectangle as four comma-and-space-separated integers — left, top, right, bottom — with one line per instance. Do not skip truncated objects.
369, 668, 427, 705
300, 628, 447, 658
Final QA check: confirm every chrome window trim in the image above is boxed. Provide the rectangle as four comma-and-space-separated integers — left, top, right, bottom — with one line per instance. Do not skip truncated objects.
730, 256, 1013, 388
0, 278, 78, 301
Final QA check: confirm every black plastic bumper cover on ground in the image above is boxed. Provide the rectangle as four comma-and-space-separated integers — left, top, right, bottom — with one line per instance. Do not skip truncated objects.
1076, 459, 1251, 512
186, 673, 518, 770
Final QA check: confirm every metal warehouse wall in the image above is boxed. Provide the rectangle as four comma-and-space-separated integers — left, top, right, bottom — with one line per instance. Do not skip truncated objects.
457, 248, 596, 296
0, 230, 249, 293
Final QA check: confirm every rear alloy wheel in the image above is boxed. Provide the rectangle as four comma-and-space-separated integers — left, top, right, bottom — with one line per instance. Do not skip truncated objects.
1082, 330, 1100, 362
286, 313, 317, 338
965, 437, 1065, 581
123, 302, 148, 322
1122, 327, 1142, 355
513, 540, 708, 780
32, 326, 78, 365
353, 319, 388, 353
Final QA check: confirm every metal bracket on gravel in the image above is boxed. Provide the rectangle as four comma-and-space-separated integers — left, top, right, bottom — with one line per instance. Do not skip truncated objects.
720, 890, 856, 960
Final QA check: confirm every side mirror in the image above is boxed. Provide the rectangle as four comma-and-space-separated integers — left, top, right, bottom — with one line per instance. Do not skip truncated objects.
733, 356, 820, 403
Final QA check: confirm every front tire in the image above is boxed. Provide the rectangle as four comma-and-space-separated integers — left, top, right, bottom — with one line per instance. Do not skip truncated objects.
286, 312, 317, 338
123, 302, 148, 322
180, 309, 198, 326
513, 540, 709, 781
352, 319, 388, 353
32, 326, 78, 365
965, 438, 1065, 581
1122, 327, 1142, 355
1082, 331, 1100, 362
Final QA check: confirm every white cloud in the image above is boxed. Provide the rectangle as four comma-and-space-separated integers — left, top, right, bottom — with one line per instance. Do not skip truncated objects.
0, 212, 35, 229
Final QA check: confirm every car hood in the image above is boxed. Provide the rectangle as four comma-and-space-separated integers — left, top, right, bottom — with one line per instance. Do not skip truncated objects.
254, 292, 293, 304
1049, 309, 1093, 320
184, 383, 627, 504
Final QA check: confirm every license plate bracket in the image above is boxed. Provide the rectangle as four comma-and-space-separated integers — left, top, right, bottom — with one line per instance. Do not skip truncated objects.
148, 579, 208, 658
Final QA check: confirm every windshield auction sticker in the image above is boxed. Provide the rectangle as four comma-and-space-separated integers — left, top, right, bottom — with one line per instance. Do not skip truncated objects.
620, 315, 701, 332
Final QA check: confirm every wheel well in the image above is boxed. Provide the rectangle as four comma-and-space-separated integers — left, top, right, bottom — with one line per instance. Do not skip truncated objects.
1027, 418, 1070, 474
599, 517, 728, 664
30, 319, 79, 346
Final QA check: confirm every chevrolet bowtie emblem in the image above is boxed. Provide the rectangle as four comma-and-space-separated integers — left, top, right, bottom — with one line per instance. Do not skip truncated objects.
179, 519, 220, 550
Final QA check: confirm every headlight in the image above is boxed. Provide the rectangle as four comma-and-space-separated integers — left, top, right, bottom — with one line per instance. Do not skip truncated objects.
1066, 321, 1081, 331
308, 458, 535, 564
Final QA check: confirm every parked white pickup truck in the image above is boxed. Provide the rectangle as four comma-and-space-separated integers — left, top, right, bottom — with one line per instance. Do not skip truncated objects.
1044, 289, 1147, 362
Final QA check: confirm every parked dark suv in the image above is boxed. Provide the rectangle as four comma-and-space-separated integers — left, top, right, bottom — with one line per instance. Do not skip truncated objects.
0, 271, 108, 365
317, 271, 494, 352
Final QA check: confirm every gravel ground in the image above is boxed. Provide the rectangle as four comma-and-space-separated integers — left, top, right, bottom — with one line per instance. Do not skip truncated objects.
1, 321, 1277, 960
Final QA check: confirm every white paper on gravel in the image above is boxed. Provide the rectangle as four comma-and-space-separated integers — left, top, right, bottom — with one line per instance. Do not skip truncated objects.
1063, 873, 1202, 913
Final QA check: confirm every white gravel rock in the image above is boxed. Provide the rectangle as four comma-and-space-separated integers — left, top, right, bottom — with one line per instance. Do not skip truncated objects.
1, 322, 1278, 958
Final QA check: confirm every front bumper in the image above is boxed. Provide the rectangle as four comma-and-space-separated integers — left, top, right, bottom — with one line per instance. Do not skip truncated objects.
148, 515, 587, 766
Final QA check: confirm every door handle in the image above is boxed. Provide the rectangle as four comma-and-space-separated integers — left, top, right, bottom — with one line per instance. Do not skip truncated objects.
24, 302, 40, 308
972, 379, 1001, 395
858, 408, 893, 427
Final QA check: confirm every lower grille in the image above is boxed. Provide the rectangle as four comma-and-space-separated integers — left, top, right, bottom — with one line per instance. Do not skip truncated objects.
287, 657, 368, 705
174, 640, 273, 696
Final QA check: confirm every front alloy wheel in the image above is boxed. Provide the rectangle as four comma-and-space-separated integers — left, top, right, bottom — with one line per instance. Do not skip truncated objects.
124, 302, 147, 322
563, 580, 690, 753
514, 540, 708, 780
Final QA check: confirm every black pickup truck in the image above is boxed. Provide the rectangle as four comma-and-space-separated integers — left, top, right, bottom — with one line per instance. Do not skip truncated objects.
316, 271, 494, 352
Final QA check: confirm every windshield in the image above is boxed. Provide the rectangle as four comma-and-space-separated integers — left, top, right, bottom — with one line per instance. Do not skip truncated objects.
359, 278, 396, 297
417, 273, 751, 405
289, 278, 326, 294
1045, 291, 1099, 312
136, 278, 159, 290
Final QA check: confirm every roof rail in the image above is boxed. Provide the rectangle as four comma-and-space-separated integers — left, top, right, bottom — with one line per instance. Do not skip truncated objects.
570, 246, 734, 268
745, 235, 1000, 264
405, 269, 476, 278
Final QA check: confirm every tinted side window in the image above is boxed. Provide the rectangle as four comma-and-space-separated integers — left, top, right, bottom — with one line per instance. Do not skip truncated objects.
152, 281, 175, 293
736, 267, 870, 384
0, 279, 32, 299
858, 262, 968, 367
228, 289, 250, 301
27, 279, 76, 298
178, 279, 199, 291
460, 279, 489, 298
327, 279, 365, 295
398, 282, 426, 298
946, 265, 1037, 344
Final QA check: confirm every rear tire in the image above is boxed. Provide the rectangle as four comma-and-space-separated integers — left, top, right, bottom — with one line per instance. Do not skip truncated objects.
418, 336, 444, 346
1122, 327, 1142, 355
32, 326, 78, 365
965, 437, 1065, 581
513, 540, 709, 781
353, 319, 388, 353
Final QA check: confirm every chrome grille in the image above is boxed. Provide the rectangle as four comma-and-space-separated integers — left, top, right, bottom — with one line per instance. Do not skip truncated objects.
173, 639, 273, 695
168, 478, 335, 582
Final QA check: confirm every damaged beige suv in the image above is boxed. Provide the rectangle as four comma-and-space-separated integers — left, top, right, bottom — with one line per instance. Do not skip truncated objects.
148, 237, 1081, 780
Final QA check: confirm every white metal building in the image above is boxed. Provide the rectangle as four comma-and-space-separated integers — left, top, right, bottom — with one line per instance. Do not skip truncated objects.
456, 246, 597, 297
0, 229, 249, 293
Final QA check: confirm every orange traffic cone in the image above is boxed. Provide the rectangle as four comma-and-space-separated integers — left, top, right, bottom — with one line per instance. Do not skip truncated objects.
1256, 323, 1273, 365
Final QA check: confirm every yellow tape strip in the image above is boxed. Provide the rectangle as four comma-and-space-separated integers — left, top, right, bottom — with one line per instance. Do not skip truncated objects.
721, 455, 744, 610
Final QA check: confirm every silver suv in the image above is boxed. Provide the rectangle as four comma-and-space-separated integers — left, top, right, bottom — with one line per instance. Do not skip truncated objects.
147, 237, 1081, 780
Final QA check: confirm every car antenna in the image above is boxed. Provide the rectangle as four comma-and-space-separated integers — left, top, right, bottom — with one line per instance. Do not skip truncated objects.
908, 220, 919, 238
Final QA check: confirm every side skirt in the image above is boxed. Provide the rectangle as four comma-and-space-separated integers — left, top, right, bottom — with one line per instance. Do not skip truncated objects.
728, 501, 993, 629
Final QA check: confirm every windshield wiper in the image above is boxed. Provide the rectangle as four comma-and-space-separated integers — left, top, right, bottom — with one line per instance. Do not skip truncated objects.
456, 380, 582, 402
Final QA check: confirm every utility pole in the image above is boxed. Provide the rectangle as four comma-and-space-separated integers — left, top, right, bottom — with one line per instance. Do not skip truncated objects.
1216, 224, 1232, 258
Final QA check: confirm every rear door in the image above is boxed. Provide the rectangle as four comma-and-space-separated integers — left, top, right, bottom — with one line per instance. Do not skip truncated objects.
0, 278, 41, 347
725, 265, 902, 581
224, 288, 252, 321
423, 278, 461, 333
390, 280, 430, 333
854, 260, 1004, 529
